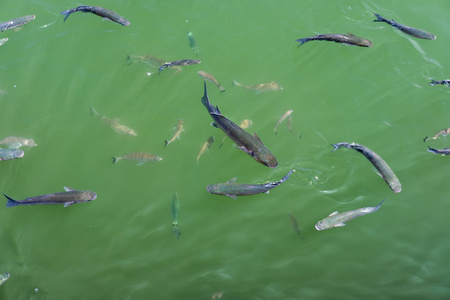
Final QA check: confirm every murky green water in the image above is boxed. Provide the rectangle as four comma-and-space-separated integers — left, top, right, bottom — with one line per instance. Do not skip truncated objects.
1, 0, 449, 299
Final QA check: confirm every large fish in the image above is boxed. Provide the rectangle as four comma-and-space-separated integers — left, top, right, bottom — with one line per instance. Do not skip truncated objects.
207, 169, 293, 199
424, 127, 450, 142
164, 119, 184, 147
0, 136, 36, 149
90, 107, 137, 136
296, 33, 373, 47
159, 59, 201, 74
3, 187, 97, 207
197, 136, 215, 163
332, 142, 401, 193
60, 6, 130, 26
373, 13, 436, 40
427, 146, 450, 156
430, 79, 450, 86
171, 193, 181, 239
0, 15, 35, 32
112, 152, 162, 165
198, 71, 225, 92
201, 82, 278, 168
232, 80, 282, 93
315, 199, 385, 230
0, 273, 9, 286
0, 148, 24, 161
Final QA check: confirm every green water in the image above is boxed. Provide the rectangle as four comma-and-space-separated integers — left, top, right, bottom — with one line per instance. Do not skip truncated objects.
1, 0, 450, 299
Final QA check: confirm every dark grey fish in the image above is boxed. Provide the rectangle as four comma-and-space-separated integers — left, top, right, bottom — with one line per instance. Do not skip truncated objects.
430, 79, 450, 86
0, 148, 24, 161
206, 170, 293, 199
187, 31, 199, 55
373, 13, 436, 40
159, 59, 201, 74
3, 187, 97, 207
0, 15, 35, 32
427, 146, 450, 155
60, 6, 130, 26
201, 82, 278, 168
332, 142, 401, 193
171, 193, 181, 239
296, 33, 373, 47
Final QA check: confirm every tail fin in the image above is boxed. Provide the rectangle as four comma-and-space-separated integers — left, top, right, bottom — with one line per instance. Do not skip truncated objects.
164, 140, 170, 147
60, 9, 74, 22
3, 194, 20, 207
231, 80, 241, 87
295, 38, 309, 47
427, 146, 437, 154
219, 85, 226, 93
90, 106, 98, 116
429, 79, 439, 86
423, 136, 429, 142
373, 13, 388, 23
112, 156, 120, 164
201, 81, 219, 115
280, 169, 294, 183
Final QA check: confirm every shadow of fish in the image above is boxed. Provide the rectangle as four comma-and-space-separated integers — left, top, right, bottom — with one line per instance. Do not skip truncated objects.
373, 13, 435, 40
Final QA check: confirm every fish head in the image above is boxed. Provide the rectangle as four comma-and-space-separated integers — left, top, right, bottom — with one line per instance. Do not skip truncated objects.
26, 139, 37, 146
128, 129, 138, 136
83, 191, 97, 201
253, 147, 278, 168
206, 184, 219, 195
315, 220, 328, 231
14, 149, 24, 158
269, 81, 283, 90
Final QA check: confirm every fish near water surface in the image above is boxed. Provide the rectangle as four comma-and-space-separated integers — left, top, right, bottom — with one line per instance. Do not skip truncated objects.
232, 80, 282, 93
60, 6, 130, 26
3, 187, 97, 207
90, 107, 137, 136
0, 136, 36, 149
430, 79, 450, 86
274, 110, 293, 135
0, 15, 35, 32
0, 148, 24, 161
201, 82, 278, 168
207, 169, 293, 199
112, 152, 162, 165
315, 199, 385, 230
424, 127, 450, 142
332, 142, 401, 193
0, 273, 10, 286
197, 136, 215, 163
187, 31, 199, 56
158, 59, 201, 74
426, 146, 450, 156
164, 119, 184, 146
296, 33, 373, 47
198, 71, 225, 92
373, 13, 436, 40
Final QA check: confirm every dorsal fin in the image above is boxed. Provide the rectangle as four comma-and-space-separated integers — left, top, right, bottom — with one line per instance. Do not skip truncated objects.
329, 211, 338, 216
64, 187, 75, 192
226, 177, 237, 184
253, 132, 263, 143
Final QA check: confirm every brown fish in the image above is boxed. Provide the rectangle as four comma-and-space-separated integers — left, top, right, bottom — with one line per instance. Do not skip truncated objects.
112, 152, 162, 165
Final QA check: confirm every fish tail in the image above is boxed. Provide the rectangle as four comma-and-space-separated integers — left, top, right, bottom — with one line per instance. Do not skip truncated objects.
201, 81, 218, 114
295, 38, 309, 47
219, 85, 226, 93
164, 140, 170, 147
423, 136, 429, 142
89, 106, 98, 116
427, 146, 437, 153
3, 194, 20, 207
231, 80, 241, 87
376, 198, 386, 210
60, 9, 74, 22
429, 79, 439, 86
373, 13, 388, 23
112, 156, 120, 164
280, 169, 295, 183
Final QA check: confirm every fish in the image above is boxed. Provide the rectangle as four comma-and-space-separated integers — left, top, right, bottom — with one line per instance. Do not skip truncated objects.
240, 119, 253, 129
0, 273, 10, 286
315, 199, 385, 230
207, 169, 293, 199
210, 291, 224, 300
158, 59, 201, 74
112, 152, 162, 165
0, 137, 37, 149
164, 119, 184, 147
201, 82, 278, 168
0, 15, 35, 32
427, 146, 450, 156
0, 148, 24, 161
197, 136, 215, 163
232, 80, 283, 93
424, 128, 450, 142
3, 187, 97, 207
0, 38, 8, 46
373, 13, 436, 40
90, 107, 137, 136
430, 79, 450, 86
274, 110, 294, 134
126, 55, 182, 75
60, 6, 130, 26
288, 212, 304, 239
187, 31, 199, 55
296, 33, 373, 47
198, 71, 225, 92
172, 193, 181, 239
332, 142, 401, 193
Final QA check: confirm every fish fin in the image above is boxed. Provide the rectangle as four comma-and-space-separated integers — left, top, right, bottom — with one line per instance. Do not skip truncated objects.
373, 13, 387, 23
89, 106, 98, 116
295, 38, 309, 47
112, 156, 120, 164
137, 162, 144, 166
102, 17, 113, 22
210, 122, 219, 128
252, 132, 263, 143
429, 80, 439, 86
329, 211, 339, 216
164, 140, 170, 147
237, 146, 253, 155
423, 136, 429, 142
334, 223, 346, 227
60, 9, 73, 22
225, 194, 237, 199
231, 80, 240, 86
64, 187, 75, 192
64, 201, 75, 207
3, 194, 20, 207
263, 191, 270, 194
226, 177, 237, 184
345, 32, 356, 37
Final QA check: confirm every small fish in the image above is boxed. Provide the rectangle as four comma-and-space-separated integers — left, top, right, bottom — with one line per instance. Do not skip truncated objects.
126, 55, 182, 75
0, 137, 37, 149
159, 59, 201, 74
0, 15, 35, 32
430, 79, 450, 86
274, 110, 294, 134
197, 136, 215, 163
207, 169, 293, 199
0, 273, 10, 286
240, 119, 253, 129
198, 71, 225, 92
172, 193, 181, 239
164, 119, 184, 147
315, 199, 385, 230
332, 142, 401, 193
90, 107, 137, 136
187, 31, 199, 55
0, 148, 24, 161
373, 13, 436, 40
427, 146, 450, 155
424, 127, 450, 142
201, 82, 278, 168
112, 152, 162, 165
60, 6, 130, 26
296, 32, 373, 47
3, 187, 97, 207
232, 80, 282, 93
288, 212, 304, 239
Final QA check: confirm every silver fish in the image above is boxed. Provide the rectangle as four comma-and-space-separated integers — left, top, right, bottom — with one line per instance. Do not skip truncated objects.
296, 32, 373, 47
232, 80, 282, 93
0, 137, 36, 149
159, 59, 201, 74
0, 273, 10, 286
3, 187, 97, 207
112, 152, 162, 165
90, 107, 137, 136
0, 148, 24, 161
0, 15, 35, 32
315, 199, 385, 230
60, 6, 130, 26
374, 13, 435, 40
